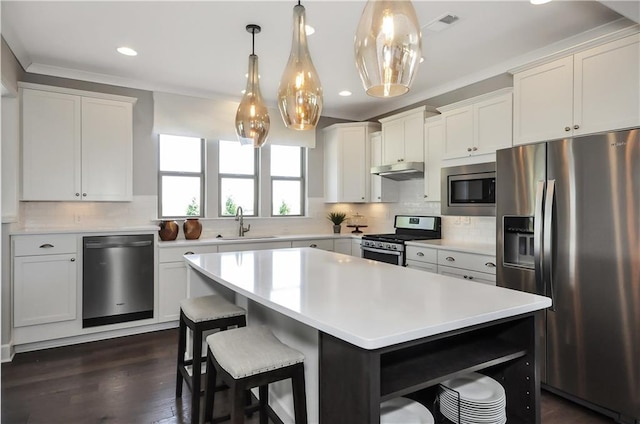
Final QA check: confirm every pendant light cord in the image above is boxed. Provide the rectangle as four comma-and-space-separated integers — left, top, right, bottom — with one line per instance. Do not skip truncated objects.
252, 30, 255, 55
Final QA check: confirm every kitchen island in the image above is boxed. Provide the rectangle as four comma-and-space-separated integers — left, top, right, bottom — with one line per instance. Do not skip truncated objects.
185, 248, 551, 423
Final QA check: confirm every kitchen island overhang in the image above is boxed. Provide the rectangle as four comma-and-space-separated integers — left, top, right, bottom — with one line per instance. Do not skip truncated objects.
185, 248, 551, 423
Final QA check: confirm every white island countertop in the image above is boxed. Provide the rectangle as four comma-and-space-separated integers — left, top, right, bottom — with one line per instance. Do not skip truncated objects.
185, 248, 550, 350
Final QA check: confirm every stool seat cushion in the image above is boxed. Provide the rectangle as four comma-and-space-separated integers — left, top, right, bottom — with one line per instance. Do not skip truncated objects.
207, 326, 304, 379
180, 295, 245, 323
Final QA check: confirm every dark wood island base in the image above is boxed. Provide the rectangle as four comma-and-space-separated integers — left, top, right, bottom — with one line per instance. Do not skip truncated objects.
319, 312, 541, 424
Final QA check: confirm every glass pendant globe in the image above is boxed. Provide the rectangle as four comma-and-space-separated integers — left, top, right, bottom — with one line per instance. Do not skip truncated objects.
277, 3, 323, 131
354, 0, 422, 98
236, 26, 270, 148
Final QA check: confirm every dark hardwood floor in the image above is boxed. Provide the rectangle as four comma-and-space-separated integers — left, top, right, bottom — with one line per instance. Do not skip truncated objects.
2, 328, 615, 424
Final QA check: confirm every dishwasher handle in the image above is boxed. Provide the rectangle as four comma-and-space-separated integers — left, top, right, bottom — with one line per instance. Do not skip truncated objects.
85, 240, 153, 249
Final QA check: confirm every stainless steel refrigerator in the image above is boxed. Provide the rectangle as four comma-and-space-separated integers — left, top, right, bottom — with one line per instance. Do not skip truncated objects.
496, 128, 639, 423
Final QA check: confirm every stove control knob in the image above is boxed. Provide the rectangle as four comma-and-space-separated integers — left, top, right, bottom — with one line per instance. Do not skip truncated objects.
385, 243, 391, 249
392, 245, 398, 250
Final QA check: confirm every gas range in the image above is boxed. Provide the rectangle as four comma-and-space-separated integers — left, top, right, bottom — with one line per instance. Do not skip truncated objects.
361, 216, 441, 266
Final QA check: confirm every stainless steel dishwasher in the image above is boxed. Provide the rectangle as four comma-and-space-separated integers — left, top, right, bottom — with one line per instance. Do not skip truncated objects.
83, 234, 154, 328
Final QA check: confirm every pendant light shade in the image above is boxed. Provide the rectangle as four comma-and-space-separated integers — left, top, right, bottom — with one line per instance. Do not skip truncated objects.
354, 0, 422, 98
236, 24, 270, 148
277, 2, 322, 131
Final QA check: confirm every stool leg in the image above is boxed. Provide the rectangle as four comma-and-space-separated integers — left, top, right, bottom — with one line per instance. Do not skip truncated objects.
292, 364, 308, 424
191, 327, 203, 424
259, 385, 269, 424
204, 349, 217, 424
231, 382, 245, 424
176, 314, 187, 398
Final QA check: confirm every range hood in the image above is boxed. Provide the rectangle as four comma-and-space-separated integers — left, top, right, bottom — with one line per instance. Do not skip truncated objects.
371, 162, 424, 181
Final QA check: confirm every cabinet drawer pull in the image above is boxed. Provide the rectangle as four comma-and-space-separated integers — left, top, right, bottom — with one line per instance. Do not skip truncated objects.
485, 262, 496, 268
39, 244, 54, 249
184, 251, 195, 255
564, 126, 571, 132
70, 258, 76, 262
417, 252, 424, 257
445, 256, 455, 262
310, 244, 318, 248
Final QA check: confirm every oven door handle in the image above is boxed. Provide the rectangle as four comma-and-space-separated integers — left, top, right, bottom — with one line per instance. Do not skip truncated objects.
360, 246, 402, 256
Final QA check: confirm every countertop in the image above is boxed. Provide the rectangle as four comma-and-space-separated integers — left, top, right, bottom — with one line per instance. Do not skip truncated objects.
9, 225, 159, 236
405, 239, 496, 256
158, 233, 361, 247
185, 248, 550, 350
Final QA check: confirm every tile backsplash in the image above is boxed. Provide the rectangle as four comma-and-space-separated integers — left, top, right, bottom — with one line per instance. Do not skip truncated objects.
14, 184, 496, 244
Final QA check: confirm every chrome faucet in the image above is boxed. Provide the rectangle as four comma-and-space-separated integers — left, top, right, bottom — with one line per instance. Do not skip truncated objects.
235, 206, 250, 237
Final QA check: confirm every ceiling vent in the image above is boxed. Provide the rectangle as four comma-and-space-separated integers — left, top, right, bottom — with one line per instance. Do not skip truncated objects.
423, 14, 459, 32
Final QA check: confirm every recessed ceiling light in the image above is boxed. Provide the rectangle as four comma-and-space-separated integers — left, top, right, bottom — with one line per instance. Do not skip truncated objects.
117, 46, 137, 56
305, 25, 315, 36
339, 91, 352, 97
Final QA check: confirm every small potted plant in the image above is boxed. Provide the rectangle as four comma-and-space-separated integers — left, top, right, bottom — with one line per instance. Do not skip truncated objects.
327, 212, 347, 234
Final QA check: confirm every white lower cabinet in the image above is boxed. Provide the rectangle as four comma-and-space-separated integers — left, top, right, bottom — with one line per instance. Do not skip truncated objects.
12, 235, 78, 328
158, 245, 219, 322
405, 244, 497, 285
334, 239, 352, 255
291, 239, 334, 251
217, 241, 291, 253
437, 249, 497, 285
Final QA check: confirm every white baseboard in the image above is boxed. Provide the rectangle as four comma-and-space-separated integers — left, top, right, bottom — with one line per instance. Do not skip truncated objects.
1, 342, 15, 363
12, 321, 179, 356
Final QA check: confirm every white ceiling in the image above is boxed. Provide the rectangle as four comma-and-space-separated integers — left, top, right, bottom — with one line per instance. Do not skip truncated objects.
1, 1, 636, 121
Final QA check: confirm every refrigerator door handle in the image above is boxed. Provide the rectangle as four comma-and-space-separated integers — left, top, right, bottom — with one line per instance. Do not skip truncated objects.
544, 179, 556, 311
534, 180, 545, 295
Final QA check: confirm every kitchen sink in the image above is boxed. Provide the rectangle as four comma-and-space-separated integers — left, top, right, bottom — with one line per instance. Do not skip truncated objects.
212, 235, 279, 241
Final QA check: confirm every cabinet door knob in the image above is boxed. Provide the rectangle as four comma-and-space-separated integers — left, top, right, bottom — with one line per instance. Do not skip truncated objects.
472, 147, 478, 151
39, 243, 54, 249
463, 275, 468, 279
377, 196, 381, 200
82, 193, 87, 197
417, 252, 424, 257
70, 258, 76, 262
361, 197, 365, 200
75, 193, 80, 197
310, 244, 318, 248
446, 256, 455, 262
573, 124, 580, 130
468, 276, 474, 280
467, 147, 472, 152
564, 126, 571, 132
485, 262, 496, 268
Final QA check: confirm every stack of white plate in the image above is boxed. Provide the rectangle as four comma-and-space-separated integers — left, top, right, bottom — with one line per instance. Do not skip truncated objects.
438, 372, 506, 424
381, 397, 435, 424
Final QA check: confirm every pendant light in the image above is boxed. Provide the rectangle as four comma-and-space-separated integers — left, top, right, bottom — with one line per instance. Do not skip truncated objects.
354, 0, 422, 98
236, 24, 270, 148
277, 1, 322, 130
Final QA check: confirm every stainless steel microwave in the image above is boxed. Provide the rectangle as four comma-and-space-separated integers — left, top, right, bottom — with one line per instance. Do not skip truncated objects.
441, 162, 496, 216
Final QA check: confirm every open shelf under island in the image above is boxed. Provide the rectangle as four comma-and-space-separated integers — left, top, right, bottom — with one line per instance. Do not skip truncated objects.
185, 247, 551, 423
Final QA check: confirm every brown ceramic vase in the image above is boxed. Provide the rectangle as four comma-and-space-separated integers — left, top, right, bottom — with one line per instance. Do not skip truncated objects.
183, 218, 202, 240
158, 220, 179, 241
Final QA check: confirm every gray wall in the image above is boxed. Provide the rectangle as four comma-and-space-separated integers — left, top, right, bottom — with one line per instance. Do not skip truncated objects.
1, 36, 26, 350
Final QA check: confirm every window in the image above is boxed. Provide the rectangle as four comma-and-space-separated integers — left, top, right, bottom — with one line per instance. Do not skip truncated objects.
219, 140, 258, 216
158, 135, 204, 218
271, 145, 304, 216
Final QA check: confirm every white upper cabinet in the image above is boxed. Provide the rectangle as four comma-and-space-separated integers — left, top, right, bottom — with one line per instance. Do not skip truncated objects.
380, 106, 433, 164
513, 34, 640, 145
370, 131, 399, 203
20, 83, 136, 201
439, 89, 513, 160
324, 122, 380, 203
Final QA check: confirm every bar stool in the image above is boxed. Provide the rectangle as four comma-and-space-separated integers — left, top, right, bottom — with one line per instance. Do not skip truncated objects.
203, 326, 307, 424
176, 294, 246, 424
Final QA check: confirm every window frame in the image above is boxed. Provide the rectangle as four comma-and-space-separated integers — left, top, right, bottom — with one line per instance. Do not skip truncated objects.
157, 135, 205, 219
218, 140, 260, 217
270, 146, 306, 217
